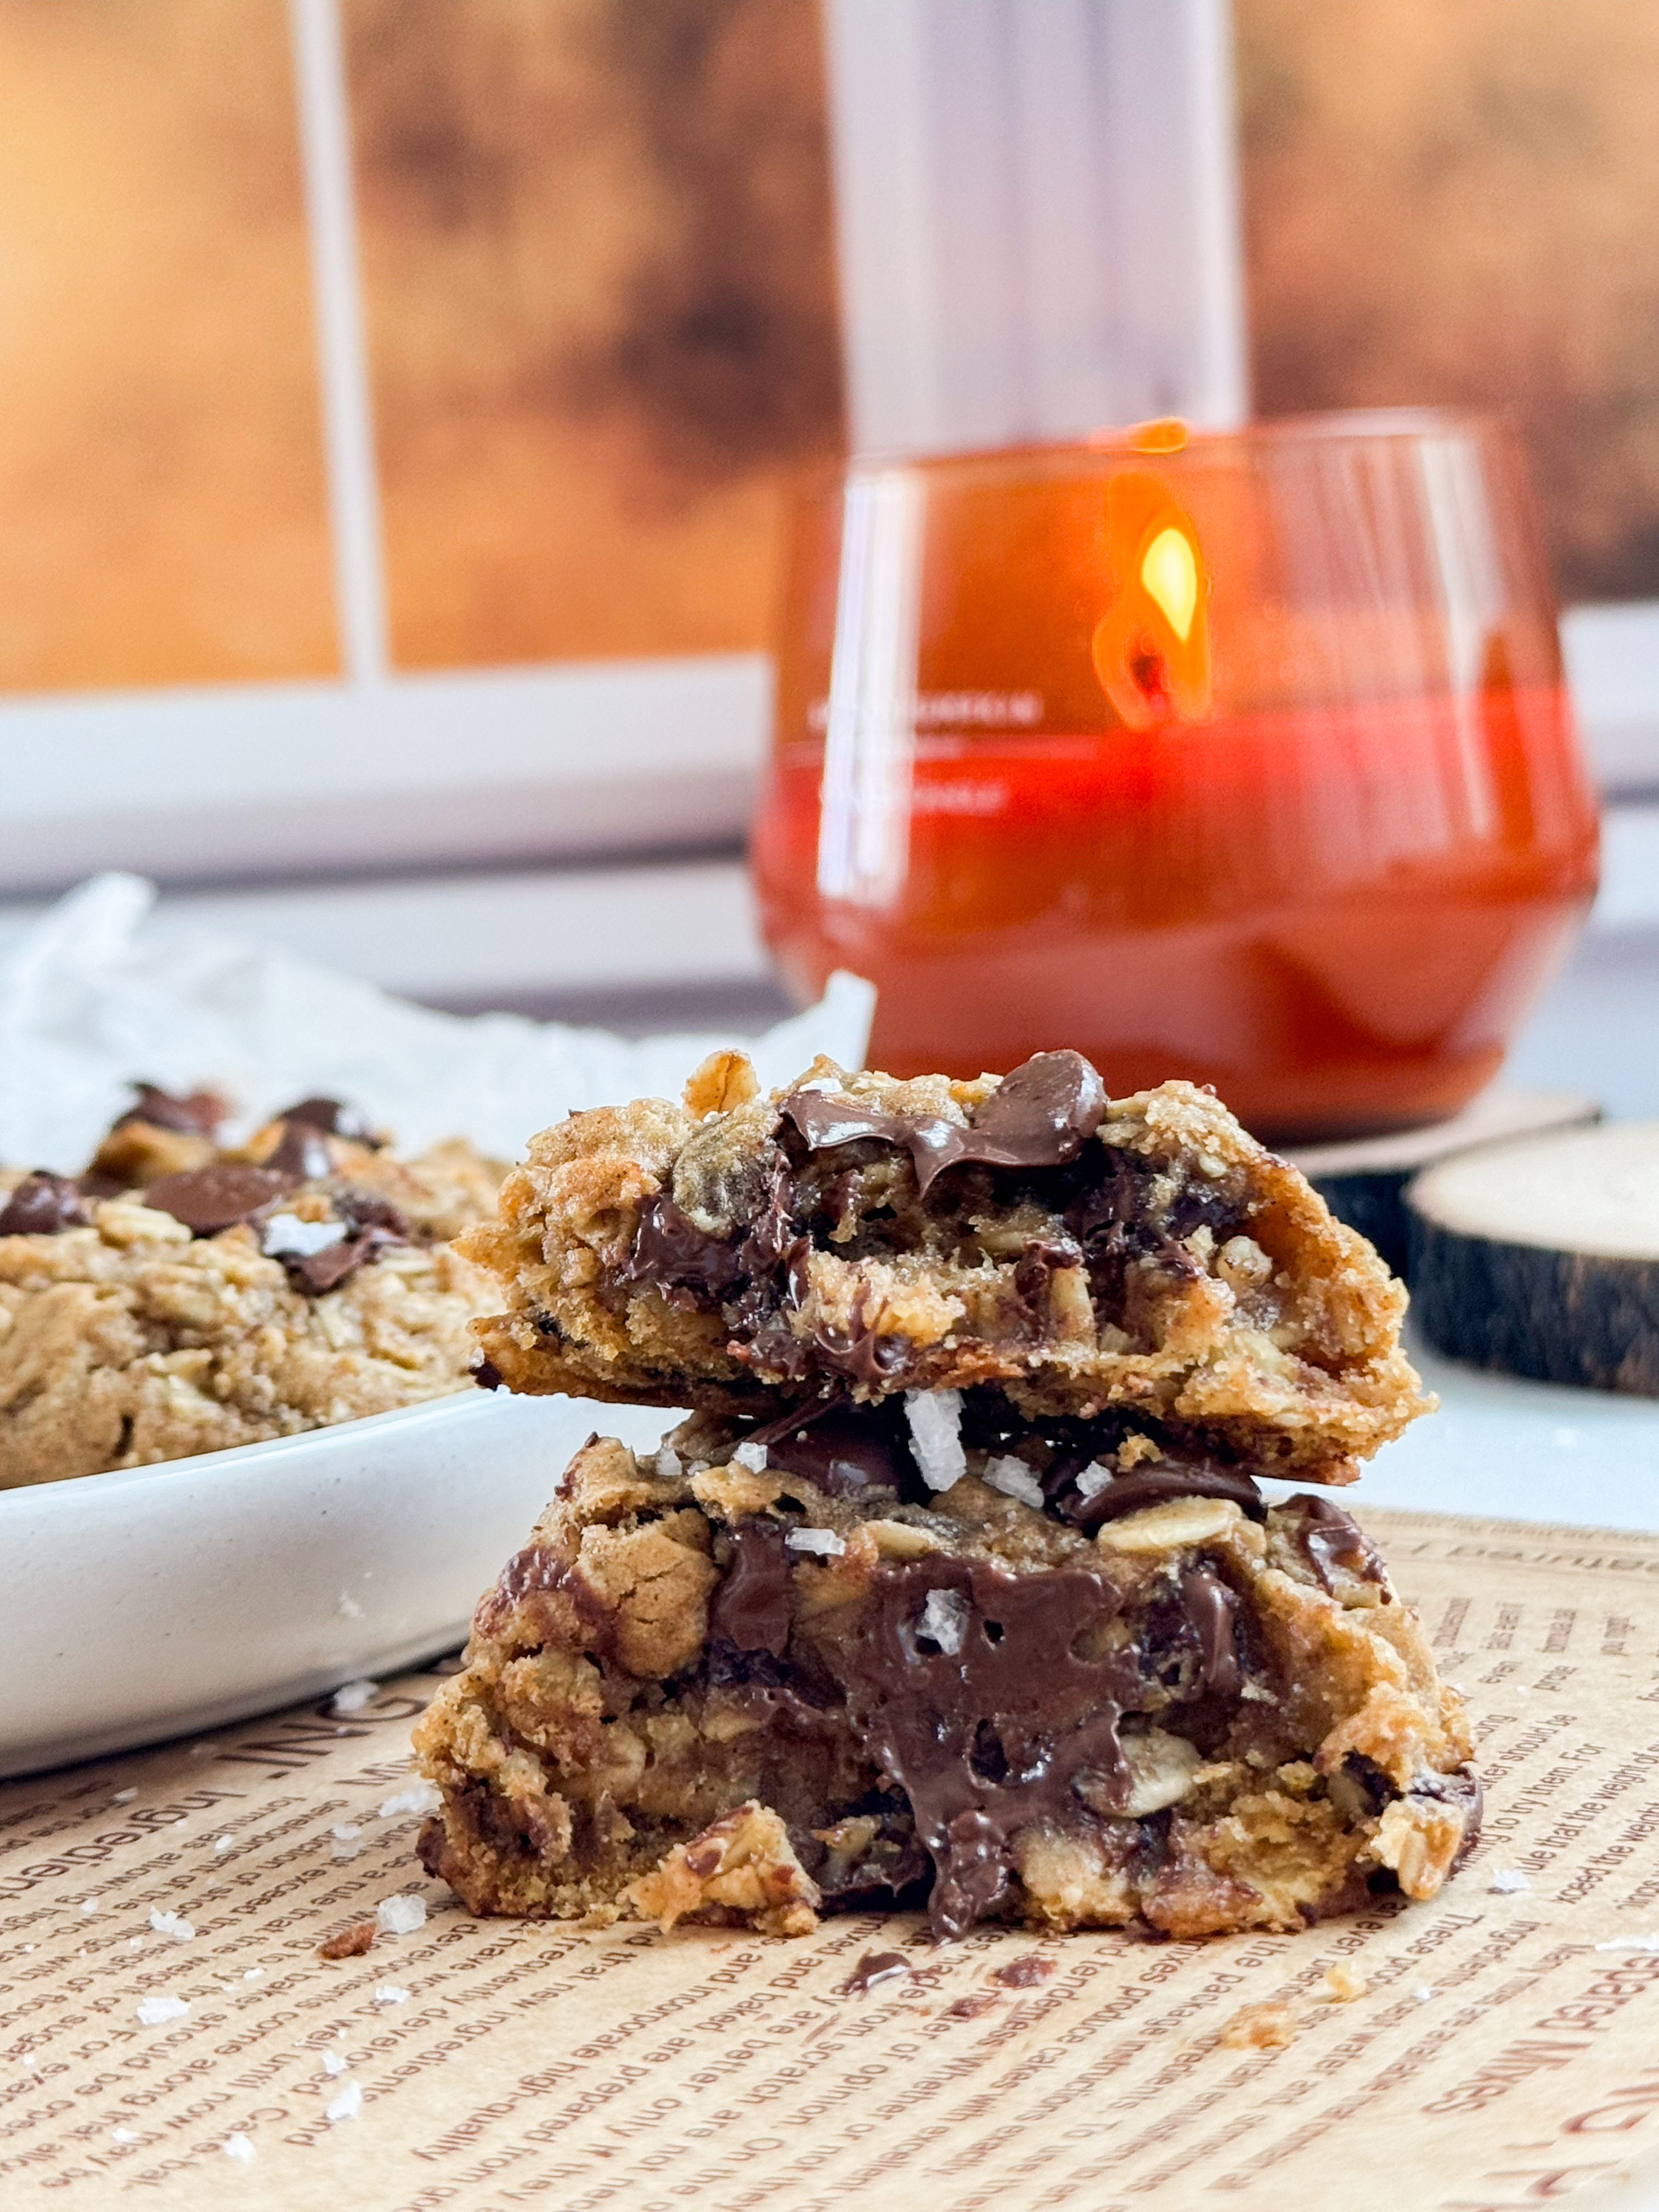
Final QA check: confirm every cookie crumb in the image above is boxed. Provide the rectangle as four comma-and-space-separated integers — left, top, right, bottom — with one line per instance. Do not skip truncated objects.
318, 1920, 375, 1961
1322, 1961, 1367, 2002
1218, 2001, 1298, 2050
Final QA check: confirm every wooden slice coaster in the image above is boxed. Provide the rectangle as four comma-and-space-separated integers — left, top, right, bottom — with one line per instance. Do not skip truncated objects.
1406, 1120, 1659, 1395
1287, 1087, 1599, 1281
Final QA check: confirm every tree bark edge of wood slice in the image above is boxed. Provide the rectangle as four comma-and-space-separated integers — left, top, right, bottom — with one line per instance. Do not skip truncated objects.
1406, 1120, 1659, 1397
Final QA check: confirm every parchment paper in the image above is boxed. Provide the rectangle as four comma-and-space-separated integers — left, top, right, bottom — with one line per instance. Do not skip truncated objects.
4, 1506, 1658, 2212
0, 875, 876, 1167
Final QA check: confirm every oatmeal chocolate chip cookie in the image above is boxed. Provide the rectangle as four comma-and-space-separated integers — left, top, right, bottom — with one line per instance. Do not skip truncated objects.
461, 1052, 1429, 1482
0, 1091, 506, 1488
415, 1414, 1478, 1941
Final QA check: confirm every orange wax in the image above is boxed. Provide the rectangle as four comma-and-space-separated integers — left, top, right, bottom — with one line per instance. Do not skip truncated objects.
752, 682, 1598, 1142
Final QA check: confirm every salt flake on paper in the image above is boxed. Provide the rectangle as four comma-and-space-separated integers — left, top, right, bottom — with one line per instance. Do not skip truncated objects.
149, 1908, 194, 1942
222, 2134, 256, 2163
1594, 1934, 1659, 1952
1489, 1869, 1531, 1894
321, 2051, 348, 2077
325, 2082, 363, 2124
379, 1782, 441, 1821
371, 1984, 410, 2006
331, 1679, 378, 1714
136, 1995, 190, 2026
376, 1893, 427, 1936
111, 2127, 140, 2145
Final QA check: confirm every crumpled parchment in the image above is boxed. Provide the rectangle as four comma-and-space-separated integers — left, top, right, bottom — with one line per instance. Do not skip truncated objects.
0, 874, 875, 1170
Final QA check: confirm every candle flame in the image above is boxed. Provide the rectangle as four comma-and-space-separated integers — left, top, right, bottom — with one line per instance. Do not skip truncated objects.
1092, 473, 1211, 729
1140, 527, 1198, 642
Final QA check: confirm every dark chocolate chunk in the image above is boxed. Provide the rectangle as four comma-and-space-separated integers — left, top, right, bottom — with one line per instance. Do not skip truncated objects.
1413, 1763, 1485, 1869
823, 1559, 1139, 1939
842, 1950, 913, 1996
275, 1096, 380, 1146
143, 1164, 298, 1235
112, 1083, 226, 1137
1285, 1494, 1387, 1592
264, 1122, 335, 1179
0, 1171, 91, 1237
264, 1189, 408, 1295
475, 1543, 613, 1650
1179, 1568, 1242, 1700
1067, 1463, 1265, 1528
746, 1396, 915, 1498
473, 1358, 505, 1391
780, 1050, 1108, 1201
808, 1283, 910, 1389
709, 1521, 793, 1657
619, 1192, 743, 1299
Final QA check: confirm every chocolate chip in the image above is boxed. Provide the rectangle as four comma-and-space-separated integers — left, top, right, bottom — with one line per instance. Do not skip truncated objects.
275, 1096, 380, 1145
1069, 1463, 1265, 1528
709, 1521, 793, 1657
619, 1191, 743, 1298
112, 1084, 225, 1137
1285, 1495, 1387, 1592
0, 1171, 91, 1237
143, 1164, 298, 1235
746, 1396, 915, 1497
1179, 1568, 1242, 1700
780, 1051, 1108, 1201
473, 1358, 505, 1391
264, 1123, 335, 1179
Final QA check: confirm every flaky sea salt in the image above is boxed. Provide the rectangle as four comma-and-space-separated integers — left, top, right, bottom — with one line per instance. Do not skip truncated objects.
214, 1834, 234, 1853
653, 1443, 680, 1482
983, 1455, 1045, 1509
1594, 1935, 1659, 1953
379, 1782, 441, 1821
1413, 1983, 1435, 2003
262, 1212, 347, 1259
338, 1593, 363, 1619
110, 1789, 137, 1806
732, 1440, 770, 1473
785, 1528, 846, 1556
371, 1984, 411, 2006
1489, 1869, 1531, 1894
331, 1679, 377, 1714
222, 2134, 256, 2163
79, 1898, 100, 1916
1073, 1460, 1115, 1501
905, 1390, 966, 1492
376, 1893, 427, 1936
111, 2126, 139, 2145
918, 1587, 970, 1657
136, 1995, 189, 2026
321, 2051, 348, 2076
325, 2082, 363, 2124
149, 1909, 195, 1942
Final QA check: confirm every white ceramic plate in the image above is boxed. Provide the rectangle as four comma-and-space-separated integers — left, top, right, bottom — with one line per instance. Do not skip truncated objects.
0, 1391, 678, 1779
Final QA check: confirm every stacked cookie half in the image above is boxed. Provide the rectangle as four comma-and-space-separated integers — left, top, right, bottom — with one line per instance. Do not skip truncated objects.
416, 1051, 1480, 1940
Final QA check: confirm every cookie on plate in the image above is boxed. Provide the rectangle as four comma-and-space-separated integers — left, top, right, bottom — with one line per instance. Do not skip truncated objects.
0, 1086, 504, 1487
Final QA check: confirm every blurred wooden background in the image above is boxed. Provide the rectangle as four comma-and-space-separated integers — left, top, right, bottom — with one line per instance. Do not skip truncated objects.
1, 0, 1656, 701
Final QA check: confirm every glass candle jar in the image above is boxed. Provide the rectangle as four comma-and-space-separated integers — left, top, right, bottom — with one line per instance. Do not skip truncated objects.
752, 411, 1599, 1142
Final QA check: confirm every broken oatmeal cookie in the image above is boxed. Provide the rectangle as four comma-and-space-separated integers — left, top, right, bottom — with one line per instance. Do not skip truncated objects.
460, 1052, 1427, 1485
414, 1414, 1479, 1942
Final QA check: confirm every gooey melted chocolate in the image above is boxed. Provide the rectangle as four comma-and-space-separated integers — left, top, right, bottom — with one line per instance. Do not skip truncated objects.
825, 1558, 1145, 1939
780, 1049, 1107, 1199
